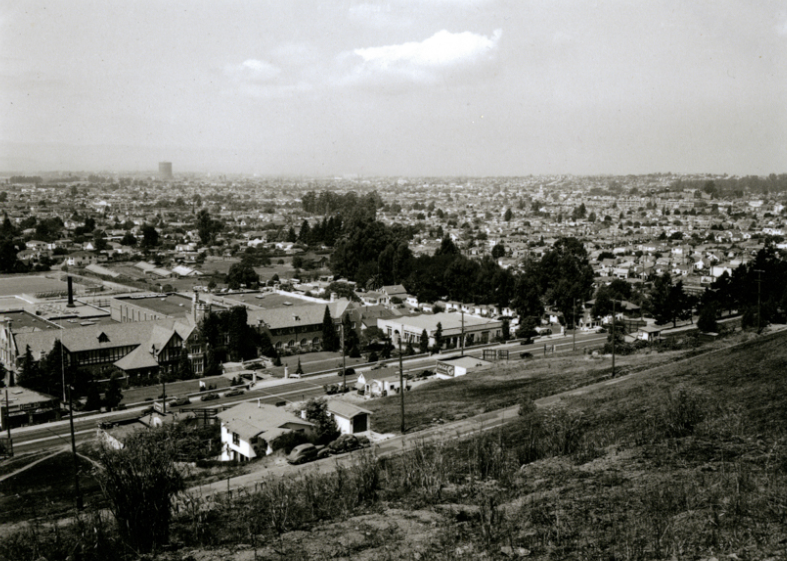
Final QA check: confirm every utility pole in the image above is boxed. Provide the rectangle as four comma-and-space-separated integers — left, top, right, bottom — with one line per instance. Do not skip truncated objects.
754, 269, 764, 334
67, 383, 83, 510
611, 299, 616, 378
461, 306, 465, 357
398, 328, 405, 434
341, 322, 346, 391
573, 299, 577, 352
160, 371, 167, 415
59, 339, 67, 403
4, 385, 13, 458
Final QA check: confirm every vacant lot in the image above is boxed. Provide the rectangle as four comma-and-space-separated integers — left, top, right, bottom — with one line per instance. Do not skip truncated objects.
366, 347, 690, 434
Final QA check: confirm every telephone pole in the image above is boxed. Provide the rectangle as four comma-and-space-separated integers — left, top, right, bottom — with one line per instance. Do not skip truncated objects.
754, 269, 764, 334
4, 386, 13, 458
398, 328, 405, 434
341, 322, 347, 391
68, 383, 83, 510
460, 306, 465, 357
611, 299, 616, 378
573, 298, 577, 351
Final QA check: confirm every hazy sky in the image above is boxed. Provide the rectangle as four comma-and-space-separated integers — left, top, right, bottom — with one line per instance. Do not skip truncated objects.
1, 0, 785, 175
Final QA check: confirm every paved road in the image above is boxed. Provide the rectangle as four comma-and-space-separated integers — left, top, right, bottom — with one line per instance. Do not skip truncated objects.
6, 333, 606, 455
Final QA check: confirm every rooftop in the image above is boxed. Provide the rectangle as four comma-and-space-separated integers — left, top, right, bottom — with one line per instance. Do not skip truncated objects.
117, 294, 195, 318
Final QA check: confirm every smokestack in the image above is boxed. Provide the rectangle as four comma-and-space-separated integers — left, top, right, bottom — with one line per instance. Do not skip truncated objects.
66, 276, 75, 308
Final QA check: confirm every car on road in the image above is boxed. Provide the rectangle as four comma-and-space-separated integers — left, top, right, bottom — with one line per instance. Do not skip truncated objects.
200, 393, 220, 402
371, 362, 384, 370
169, 397, 191, 407
224, 389, 245, 397
287, 443, 322, 465
338, 367, 355, 377
327, 434, 371, 455
535, 327, 552, 335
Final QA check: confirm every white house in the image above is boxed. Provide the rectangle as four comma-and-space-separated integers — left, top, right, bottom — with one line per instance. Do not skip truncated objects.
327, 401, 372, 434
216, 401, 314, 462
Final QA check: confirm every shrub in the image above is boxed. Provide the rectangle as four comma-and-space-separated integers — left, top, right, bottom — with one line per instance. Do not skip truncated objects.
270, 430, 312, 454
96, 426, 184, 553
518, 396, 537, 417
660, 385, 705, 438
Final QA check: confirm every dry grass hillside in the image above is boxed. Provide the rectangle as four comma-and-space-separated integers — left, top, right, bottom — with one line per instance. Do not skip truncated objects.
2, 331, 786, 560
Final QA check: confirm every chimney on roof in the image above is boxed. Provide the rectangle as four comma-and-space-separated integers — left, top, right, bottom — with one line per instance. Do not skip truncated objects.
66, 276, 75, 308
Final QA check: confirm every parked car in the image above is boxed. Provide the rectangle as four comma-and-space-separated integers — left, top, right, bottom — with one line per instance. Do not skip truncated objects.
287, 443, 321, 465
327, 434, 371, 455
535, 327, 552, 335
200, 393, 220, 402
520, 352, 534, 359
169, 397, 191, 407
225, 389, 245, 397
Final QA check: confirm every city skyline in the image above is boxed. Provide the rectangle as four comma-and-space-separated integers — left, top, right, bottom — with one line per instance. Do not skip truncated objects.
1, 0, 785, 176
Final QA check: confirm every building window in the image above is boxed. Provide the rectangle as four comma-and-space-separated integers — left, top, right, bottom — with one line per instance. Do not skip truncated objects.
232, 432, 240, 445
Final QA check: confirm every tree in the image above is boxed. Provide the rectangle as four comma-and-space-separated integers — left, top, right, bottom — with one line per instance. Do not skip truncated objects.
176, 348, 194, 380
295, 358, 304, 375
304, 397, 339, 445
197, 209, 222, 245
516, 316, 539, 340
226, 260, 259, 289
0, 238, 26, 274
227, 306, 257, 361
697, 303, 718, 333
85, 382, 103, 411
17, 345, 43, 393
104, 374, 123, 410
434, 322, 443, 351
419, 329, 429, 354
97, 426, 184, 553
504, 208, 513, 221
120, 232, 137, 246
140, 224, 159, 250
342, 314, 359, 353
501, 318, 510, 341
491, 243, 506, 259
321, 306, 340, 352
537, 237, 595, 325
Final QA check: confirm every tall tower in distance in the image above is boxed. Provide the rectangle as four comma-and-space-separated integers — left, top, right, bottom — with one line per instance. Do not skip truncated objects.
158, 161, 173, 180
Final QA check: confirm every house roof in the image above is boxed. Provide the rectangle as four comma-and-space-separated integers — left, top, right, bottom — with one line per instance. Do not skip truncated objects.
216, 402, 313, 442
113, 343, 159, 371
327, 400, 372, 420
248, 304, 329, 330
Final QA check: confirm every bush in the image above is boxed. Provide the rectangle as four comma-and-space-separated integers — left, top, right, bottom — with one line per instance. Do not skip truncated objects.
270, 431, 312, 454
96, 427, 184, 553
518, 396, 537, 417
660, 385, 705, 438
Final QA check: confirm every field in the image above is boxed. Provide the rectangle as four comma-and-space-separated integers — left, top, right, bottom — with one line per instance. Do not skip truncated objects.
366, 346, 695, 434
2, 330, 786, 560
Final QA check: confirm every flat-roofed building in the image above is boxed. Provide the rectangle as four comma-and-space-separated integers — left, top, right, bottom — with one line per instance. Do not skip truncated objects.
377, 312, 503, 349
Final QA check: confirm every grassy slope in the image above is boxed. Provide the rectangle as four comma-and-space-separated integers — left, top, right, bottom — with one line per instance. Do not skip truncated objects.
2, 331, 786, 560
367, 347, 693, 434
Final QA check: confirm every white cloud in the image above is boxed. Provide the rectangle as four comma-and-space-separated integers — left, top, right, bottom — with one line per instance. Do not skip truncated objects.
354, 29, 501, 68
225, 59, 281, 83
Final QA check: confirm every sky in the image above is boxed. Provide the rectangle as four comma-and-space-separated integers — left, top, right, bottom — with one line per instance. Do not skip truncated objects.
1, 0, 785, 176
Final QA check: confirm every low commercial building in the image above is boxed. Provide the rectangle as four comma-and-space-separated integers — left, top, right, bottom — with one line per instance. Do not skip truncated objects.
377, 312, 504, 349
1, 386, 60, 429
435, 356, 492, 379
